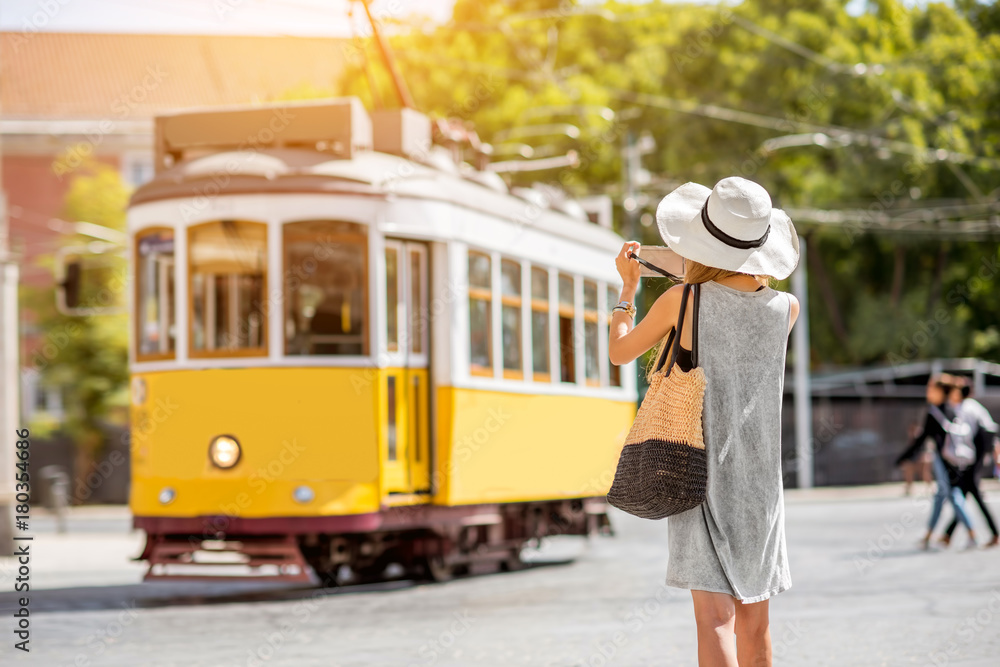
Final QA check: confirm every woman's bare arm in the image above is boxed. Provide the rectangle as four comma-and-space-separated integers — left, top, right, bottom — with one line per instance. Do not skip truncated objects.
609, 283, 683, 366
787, 293, 800, 335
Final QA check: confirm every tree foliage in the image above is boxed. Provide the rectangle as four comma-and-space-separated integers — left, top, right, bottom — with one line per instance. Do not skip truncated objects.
22, 162, 129, 489
340, 0, 1000, 368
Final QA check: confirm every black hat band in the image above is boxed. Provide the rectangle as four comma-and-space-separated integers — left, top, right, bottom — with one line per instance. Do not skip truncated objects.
701, 198, 770, 249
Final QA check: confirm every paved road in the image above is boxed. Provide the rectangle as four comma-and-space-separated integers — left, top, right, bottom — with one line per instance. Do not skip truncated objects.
1, 483, 999, 666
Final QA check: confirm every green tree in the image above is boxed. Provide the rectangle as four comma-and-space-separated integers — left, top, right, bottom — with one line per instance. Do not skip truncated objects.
22, 161, 129, 501
338, 0, 1000, 368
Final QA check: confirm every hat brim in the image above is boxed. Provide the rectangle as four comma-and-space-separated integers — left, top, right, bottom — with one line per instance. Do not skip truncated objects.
654, 182, 800, 280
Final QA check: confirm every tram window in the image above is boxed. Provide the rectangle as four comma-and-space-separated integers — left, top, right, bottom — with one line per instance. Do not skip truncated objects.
558, 273, 575, 383
607, 285, 622, 387
530, 267, 550, 381
500, 258, 522, 378
189, 220, 267, 356
284, 220, 368, 356
387, 375, 397, 460
583, 280, 600, 386
468, 251, 492, 376
385, 247, 399, 352
409, 248, 425, 355
412, 374, 421, 462
135, 228, 175, 359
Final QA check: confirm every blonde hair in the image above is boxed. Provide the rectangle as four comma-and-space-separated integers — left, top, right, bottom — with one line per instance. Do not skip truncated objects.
684, 259, 772, 287
643, 260, 774, 381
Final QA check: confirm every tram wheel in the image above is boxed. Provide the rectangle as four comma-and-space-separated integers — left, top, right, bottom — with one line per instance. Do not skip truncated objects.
315, 564, 352, 587
352, 562, 387, 585
416, 554, 454, 583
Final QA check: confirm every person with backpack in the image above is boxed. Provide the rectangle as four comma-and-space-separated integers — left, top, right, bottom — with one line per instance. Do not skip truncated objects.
940, 377, 999, 548
894, 374, 978, 549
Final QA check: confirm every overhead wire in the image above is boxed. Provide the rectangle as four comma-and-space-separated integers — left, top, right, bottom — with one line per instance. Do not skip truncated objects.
393, 48, 1000, 172
727, 13, 993, 200
391, 48, 1000, 234
22, 1, 995, 235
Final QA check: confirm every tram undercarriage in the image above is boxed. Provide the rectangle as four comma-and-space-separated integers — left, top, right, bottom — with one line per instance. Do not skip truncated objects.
136, 497, 613, 585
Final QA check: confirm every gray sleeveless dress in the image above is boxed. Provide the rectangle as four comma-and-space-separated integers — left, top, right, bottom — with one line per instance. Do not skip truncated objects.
665, 280, 793, 604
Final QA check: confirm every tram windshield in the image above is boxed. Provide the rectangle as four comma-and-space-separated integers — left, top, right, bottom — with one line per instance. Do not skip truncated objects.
283, 220, 367, 356
189, 220, 267, 356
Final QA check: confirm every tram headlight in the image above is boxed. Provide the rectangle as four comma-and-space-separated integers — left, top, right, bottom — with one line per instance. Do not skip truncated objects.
158, 487, 176, 505
208, 435, 242, 469
293, 486, 315, 504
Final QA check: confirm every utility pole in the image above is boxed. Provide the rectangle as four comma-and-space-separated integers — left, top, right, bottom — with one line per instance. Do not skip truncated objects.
791, 235, 813, 489
0, 100, 20, 556
621, 130, 654, 241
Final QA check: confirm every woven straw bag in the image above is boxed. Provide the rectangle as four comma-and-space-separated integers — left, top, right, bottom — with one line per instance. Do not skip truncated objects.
606, 282, 707, 520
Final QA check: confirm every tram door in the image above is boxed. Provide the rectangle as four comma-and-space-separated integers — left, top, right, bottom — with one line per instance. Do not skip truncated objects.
383, 240, 431, 494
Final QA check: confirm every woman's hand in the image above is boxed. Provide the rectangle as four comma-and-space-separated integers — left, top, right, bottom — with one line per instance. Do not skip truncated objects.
615, 241, 641, 292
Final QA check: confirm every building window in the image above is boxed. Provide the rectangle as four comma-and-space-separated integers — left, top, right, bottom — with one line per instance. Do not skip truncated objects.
122, 153, 154, 187
607, 285, 622, 387
500, 258, 522, 378
284, 220, 368, 356
530, 267, 550, 381
189, 220, 267, 356
558, 272, 575, 383
584, 280, 600, 386
135, 228, 175, 359
468, 251, 492, 376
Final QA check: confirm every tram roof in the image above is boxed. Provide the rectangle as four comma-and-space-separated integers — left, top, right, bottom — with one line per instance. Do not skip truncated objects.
129, 147, 625, 250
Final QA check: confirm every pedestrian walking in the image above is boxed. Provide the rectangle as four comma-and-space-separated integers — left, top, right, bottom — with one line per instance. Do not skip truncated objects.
941, 378, 1000, 547
608, 176, 800, 667
894, 374, 978, 549
995, 438, 1000, 479
900, 422, 933, 496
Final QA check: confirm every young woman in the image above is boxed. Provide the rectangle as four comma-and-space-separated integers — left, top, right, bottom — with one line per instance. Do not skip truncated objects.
940, 378, 997, 547
608, 176, 801, 667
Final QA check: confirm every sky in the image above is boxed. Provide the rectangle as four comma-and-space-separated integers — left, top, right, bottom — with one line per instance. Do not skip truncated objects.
0, 0, 459, 37
0, 0, 936, 37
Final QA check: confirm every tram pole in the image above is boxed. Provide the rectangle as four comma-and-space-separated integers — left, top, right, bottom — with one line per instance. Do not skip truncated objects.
360, 0, 416, 110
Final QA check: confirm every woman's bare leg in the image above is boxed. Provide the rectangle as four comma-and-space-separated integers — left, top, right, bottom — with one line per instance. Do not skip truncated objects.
734, 598, 771, 667
691, 590, 738, 667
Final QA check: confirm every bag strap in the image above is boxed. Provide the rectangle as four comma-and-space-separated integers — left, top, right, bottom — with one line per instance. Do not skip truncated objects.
691, 282, 700, 368
652, 282, 703, 376
660, 283, 693, 377
928, 404, 951, 431
653, 328, 675, 374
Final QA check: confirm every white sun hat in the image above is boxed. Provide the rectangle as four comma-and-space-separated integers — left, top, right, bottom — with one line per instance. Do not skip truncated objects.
654, 176, 800, 280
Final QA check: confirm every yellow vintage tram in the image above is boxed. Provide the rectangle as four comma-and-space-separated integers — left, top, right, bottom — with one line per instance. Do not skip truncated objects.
127, 98, 637, 582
